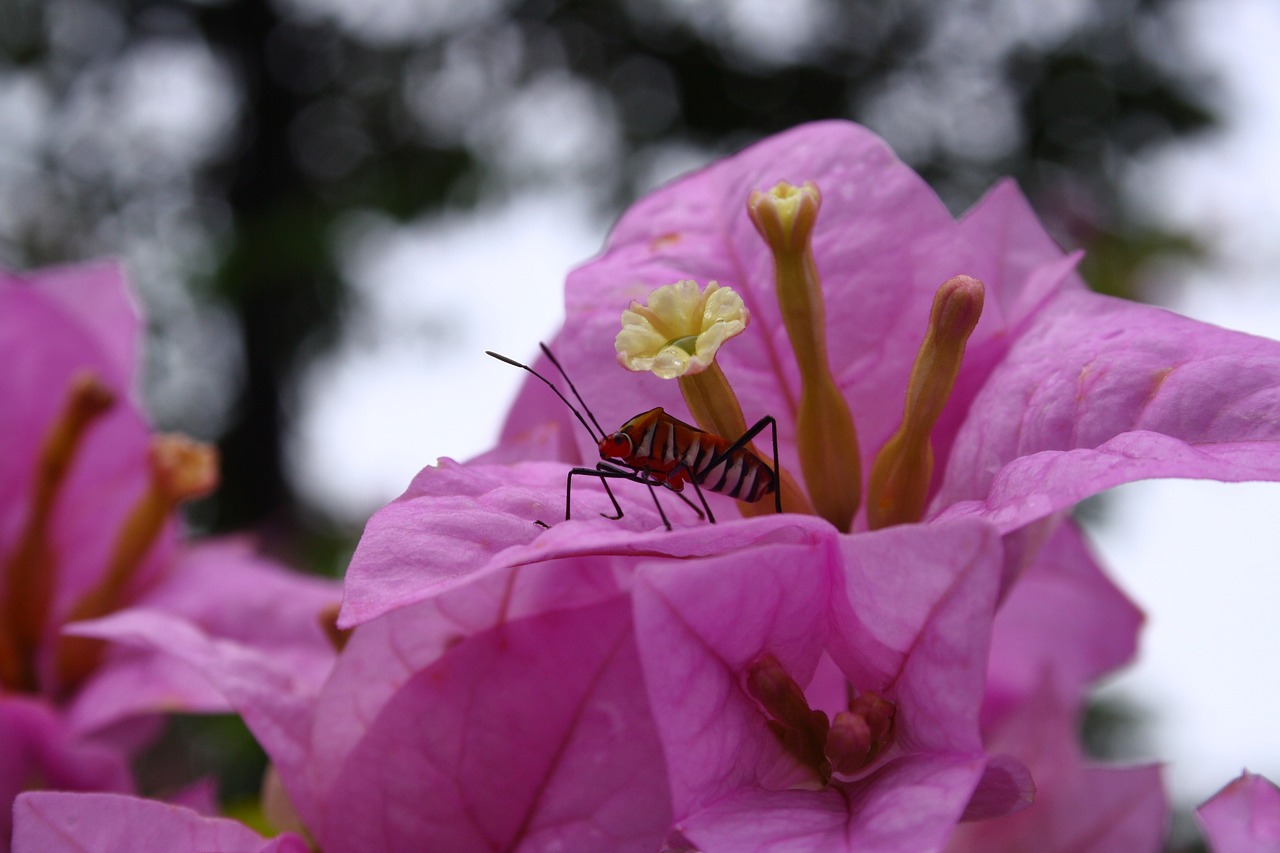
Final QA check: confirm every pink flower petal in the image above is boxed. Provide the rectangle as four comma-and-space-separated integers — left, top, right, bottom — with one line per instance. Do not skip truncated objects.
1, 261, 140, 394
829, 521, 1002, 754
676, 756, 987, 853
340, 457, 832, 626
309, 557, 627, 805
68, 538, 339, 734
981, 519, 1143, 725
0, 698, 132, 850
955, 179, 1087, 326
319, 596, 670, 852
1197, 772, 1280, 853
633, 540, 839, 809
633, 520, 1016, 848
0, 269, 169, 625
12, 791, 307, 853
65, 609, 324, 831
937, 291, 1280, 532
946, 679, 1166, 852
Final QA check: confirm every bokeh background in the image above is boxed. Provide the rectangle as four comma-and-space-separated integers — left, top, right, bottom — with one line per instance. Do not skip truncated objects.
3, 0, 1278, 847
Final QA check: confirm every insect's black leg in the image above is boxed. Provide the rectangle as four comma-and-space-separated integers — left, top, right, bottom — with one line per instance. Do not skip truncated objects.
593, 465, 625, 519
566, 467, 626, 522
707, 415, 783, 514
620, 466, 674, 531
687, 476, 716, 524
767, 416, 781, 514
643, 480, 673, 531
666, 482, 706, 522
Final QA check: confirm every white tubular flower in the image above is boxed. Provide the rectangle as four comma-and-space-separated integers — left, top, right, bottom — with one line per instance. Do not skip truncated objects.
615, 280, 749, 379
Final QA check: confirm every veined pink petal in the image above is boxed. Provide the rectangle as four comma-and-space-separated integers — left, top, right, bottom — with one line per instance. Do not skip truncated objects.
1197, 772, 1280, 852
309, 557, 629, 804
946, 679, 1166, 853
12, 791, 307, 853
936, 290, 1280, 533
320, 596, 670, 853
633, 540, 840, 809
981, 519, 1143, 726
65, 609, 324, 832
633, 521, 1018, 849
675, 756, 987, 853
827, 521, 1001, 755
954, 179, 1087, 328
340, 457, 832, 626
67, 538, 339, 735
0, 698, 132, 852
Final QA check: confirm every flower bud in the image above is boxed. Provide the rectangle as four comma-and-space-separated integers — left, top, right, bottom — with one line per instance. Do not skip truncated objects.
867, 275, 985, 529
826, 691, 896, 776
745, 653, 831, 784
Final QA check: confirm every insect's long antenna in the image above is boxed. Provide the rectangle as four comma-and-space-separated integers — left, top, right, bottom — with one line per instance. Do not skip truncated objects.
538, 343, 607, 439
486, 349, 605, 443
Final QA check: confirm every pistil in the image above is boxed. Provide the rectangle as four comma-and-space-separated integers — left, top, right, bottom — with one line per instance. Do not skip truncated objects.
866, 275, 985, 529
0, 372, 115, 692
748, 181, 862, 532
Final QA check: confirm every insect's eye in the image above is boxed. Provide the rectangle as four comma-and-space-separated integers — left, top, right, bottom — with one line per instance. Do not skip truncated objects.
600, 433, 632, 457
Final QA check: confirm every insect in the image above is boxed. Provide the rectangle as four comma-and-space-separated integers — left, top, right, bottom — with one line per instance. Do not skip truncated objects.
487, 344, 782, 530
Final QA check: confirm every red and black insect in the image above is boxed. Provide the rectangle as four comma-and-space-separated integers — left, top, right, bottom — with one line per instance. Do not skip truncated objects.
487, 344, 782, 529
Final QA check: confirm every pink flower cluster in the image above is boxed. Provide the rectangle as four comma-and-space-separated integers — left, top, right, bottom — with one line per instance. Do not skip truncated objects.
1, 264, 335, 853
9, 122, 1280, 852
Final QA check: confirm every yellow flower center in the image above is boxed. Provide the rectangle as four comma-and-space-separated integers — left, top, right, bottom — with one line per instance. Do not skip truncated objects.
616, 279, 749, 379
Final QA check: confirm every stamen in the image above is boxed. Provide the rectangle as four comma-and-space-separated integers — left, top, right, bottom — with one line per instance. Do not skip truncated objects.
748, 181, 862, 532
866, 275, 985, 529
55, 434, 218, 692
0, 372, 115, 692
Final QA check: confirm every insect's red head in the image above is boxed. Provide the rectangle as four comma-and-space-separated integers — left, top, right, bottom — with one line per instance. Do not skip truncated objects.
599, 432, 632, 460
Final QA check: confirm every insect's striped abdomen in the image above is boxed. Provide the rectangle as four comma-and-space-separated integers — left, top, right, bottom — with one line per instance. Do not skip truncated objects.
604, 407, 776, 503
689, 432, 776, 502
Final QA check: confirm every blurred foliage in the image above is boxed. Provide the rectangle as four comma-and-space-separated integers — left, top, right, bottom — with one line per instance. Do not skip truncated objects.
133, 714, 267, 804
